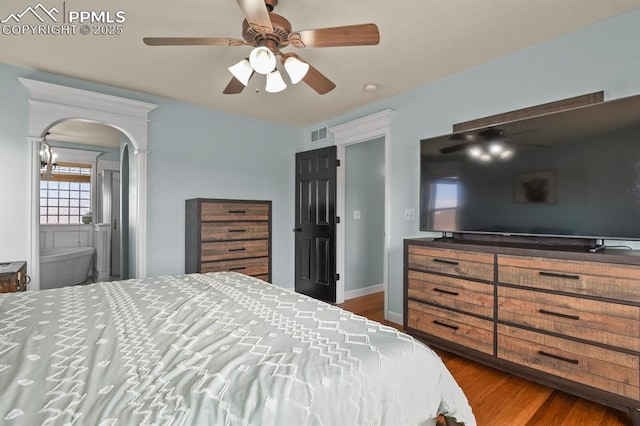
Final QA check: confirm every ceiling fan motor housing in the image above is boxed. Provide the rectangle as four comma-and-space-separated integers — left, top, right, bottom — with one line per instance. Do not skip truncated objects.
242, 14, 292, 48
264, 0, 278, 12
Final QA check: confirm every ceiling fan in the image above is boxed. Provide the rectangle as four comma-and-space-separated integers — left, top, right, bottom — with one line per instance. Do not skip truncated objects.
143, 0, 380, 95
440, 126, 536, 161
440, 127, 509, 154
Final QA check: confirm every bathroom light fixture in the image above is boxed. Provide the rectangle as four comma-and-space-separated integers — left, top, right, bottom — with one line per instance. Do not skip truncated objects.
39, 132, 58, 179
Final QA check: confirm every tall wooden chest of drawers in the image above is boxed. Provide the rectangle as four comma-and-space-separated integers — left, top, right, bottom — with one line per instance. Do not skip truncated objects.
404, 238, 640, 424
186, 199, 272, 282
0, 261, 29, 293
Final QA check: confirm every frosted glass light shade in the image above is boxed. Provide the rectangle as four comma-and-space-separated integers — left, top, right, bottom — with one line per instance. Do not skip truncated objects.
265, 70, 287, 93
249, 46, 276, 75
228, 59, 253, 86
284, 56, 309, 84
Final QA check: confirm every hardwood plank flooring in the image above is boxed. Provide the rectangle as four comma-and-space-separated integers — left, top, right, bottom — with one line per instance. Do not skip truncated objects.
337, 292, 634, 426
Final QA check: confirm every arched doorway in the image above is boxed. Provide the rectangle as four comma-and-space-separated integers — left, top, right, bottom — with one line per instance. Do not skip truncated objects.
19, 78, 157, 290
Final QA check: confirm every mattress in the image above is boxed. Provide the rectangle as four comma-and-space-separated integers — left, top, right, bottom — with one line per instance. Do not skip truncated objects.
0, 272, 475, 425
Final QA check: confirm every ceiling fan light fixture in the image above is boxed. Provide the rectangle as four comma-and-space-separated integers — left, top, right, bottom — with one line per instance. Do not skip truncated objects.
228, 59, 253, 86
249, 46, 276, 75
500, 149, 514, 160
488, 141, 504, 155
468, 146, 483, 158
284, 55, 309, 84
265, 70, 287, 93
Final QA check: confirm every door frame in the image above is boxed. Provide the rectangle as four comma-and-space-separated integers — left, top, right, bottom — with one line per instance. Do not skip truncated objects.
19, 78, 157, 290
329, 110, 393, 319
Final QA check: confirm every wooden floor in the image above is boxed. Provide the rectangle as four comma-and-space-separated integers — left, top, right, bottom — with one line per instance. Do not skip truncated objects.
337, 292, 634, 426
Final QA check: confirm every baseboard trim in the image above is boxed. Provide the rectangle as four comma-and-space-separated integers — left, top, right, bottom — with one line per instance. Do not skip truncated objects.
345, 283, 384, 300
386, 310, 403, 326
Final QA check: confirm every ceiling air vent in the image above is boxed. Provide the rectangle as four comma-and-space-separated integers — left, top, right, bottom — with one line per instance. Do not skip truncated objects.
310, 126, 328, 143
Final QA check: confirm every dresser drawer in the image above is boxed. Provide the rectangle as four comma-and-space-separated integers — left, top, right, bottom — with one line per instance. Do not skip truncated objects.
498, 324, 640, 400
498, 254, 640, 303
201, 202, 270, 221
498, 286, 640, 352
201, 222, 269, 241
408, 270, 494, 318
201, 240, 269, 262
408, 245, 494, 281
201, 257, 269, 277
408, 301, 494, 355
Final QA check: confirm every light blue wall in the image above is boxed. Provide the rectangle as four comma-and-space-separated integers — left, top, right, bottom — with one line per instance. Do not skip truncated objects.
0, 63, 303, 287
146, 99, 299, 282
345, 137, 385, 292
304, 8, 640, 319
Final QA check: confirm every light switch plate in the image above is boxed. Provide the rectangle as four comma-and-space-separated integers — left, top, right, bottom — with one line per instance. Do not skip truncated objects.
404, 208, 415, 221
354, 210, 361, 220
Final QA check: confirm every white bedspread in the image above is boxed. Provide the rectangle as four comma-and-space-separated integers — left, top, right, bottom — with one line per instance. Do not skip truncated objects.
0, 272, 475, 425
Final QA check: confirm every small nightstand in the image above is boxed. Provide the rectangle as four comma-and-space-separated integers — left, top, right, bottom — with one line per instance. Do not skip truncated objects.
0, 261, 30, 293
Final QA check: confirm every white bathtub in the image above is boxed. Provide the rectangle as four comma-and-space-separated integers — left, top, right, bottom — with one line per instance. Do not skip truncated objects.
40, 247, 95, 290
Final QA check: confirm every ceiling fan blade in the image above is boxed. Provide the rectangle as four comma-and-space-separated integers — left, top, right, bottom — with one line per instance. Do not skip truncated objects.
439, 142, 473, 155
143, 37, 245, 46
235, 0, 273, 34
223, 76, 248, 94
289, 23, 380, 48
302, 64, 336, 95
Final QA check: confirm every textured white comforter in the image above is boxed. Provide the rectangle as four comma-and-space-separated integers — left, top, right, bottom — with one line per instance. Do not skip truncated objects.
0, 272, 475, 425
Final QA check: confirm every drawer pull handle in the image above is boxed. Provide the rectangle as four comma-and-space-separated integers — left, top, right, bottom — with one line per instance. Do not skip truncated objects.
433, 320, 459, 331
433, 258, 459, 266
539, 350, 579, 365
539, 271, 580, 280
229, 267, 246, 271
433, 288, 459, 296
539, 309, 580, 321
228, 248, 247, 252
228, 229, 247, 233
229, 210, 247, 214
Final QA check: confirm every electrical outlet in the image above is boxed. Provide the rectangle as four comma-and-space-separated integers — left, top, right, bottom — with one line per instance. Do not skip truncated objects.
404, 208, 415, 221
354, 210, 361, 220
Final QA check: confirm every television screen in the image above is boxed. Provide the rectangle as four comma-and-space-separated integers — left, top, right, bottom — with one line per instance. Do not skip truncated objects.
420, 94, 640, 241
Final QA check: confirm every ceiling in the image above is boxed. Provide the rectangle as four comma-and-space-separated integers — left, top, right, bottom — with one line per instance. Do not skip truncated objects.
2, 0, 640, 129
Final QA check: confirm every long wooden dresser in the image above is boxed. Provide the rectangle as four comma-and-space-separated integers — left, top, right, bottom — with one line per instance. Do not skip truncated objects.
186, 198, 272, 282
404, 238, 640, 424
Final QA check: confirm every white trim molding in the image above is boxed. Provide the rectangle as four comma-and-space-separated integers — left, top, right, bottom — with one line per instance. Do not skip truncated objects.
345, 283, 384, 301
19, 78, 157, 290
329, 109, 393, 318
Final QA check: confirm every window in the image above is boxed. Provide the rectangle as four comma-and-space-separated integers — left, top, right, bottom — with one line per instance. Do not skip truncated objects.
430, 178, 459, 230
40, 162, 91, 224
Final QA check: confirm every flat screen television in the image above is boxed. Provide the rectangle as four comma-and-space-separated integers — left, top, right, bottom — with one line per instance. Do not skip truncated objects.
419, 93, 640, 246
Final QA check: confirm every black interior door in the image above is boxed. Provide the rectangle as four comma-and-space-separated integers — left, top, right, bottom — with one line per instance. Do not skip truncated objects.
294, 146, 337, 302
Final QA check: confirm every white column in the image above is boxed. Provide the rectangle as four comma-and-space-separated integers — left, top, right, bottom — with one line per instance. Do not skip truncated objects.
134, 148, 149, 278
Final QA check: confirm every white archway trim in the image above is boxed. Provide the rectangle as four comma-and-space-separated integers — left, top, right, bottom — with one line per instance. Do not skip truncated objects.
19, 77, 157, 290
329, 109, 394, 321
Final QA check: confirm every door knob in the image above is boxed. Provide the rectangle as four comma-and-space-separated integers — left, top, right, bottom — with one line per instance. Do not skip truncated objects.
293, 227, 302, 232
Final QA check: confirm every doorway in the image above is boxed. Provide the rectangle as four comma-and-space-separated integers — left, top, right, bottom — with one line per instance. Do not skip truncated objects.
330, 110, 392, 319
344, 137, 385, 298
37, 120, 133, 288
19, 77, 157, 290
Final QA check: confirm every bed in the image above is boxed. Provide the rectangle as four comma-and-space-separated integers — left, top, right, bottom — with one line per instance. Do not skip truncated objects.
0, 272, 475, 425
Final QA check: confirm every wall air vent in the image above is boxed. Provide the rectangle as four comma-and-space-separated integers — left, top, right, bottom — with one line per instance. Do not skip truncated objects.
310, 126, 328, 143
